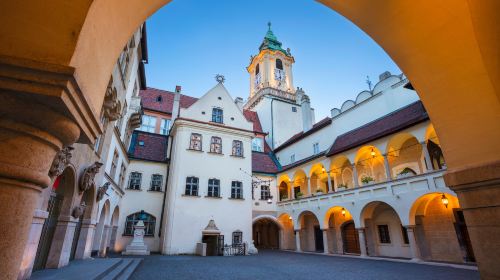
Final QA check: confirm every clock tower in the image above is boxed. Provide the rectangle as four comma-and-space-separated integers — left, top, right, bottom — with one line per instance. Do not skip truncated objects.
244, 23, 314, 150
247, 22, 295, 99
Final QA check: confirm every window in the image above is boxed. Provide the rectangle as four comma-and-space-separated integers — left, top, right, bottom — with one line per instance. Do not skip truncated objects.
252, 138, 263, 152
156, 95, 162, 102
255, 63, 260, 75
231, 181, 243, 199
209, 136, 222, 154
276, 59, 283, 70
232, 140, 244, 157
260, 185, 271, 200
290, 154, 295, 163
124, 211, 156, 236
110, 150, 119, 179
185, 176, 199, 196
207, 178, 220, 197
401, 225, 409, 244
128, 172, 142, 190
232, 230, 242, 245
139, 115, 156, 133
212, 108, 223, 123
139, 140, 145, 146
292, 106, 297, 112
118, 163, 126, 189
150, 174, 163, 191
377, 225, 391, 244
189, 133, 202, 151
313, 143, 320, 155
160, 118, 171, 135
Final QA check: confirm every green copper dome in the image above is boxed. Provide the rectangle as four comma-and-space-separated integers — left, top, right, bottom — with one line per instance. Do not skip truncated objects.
259, 22, 291, 57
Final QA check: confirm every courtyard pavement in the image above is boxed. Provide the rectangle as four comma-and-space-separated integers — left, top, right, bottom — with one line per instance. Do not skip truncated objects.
129, 250, 479, 280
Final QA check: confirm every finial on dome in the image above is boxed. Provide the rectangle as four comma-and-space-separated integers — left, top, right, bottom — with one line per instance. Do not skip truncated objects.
268, 22, 271, 31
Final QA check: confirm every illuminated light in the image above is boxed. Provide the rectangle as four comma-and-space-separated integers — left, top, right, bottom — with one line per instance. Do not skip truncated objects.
341, 208, 346, 217
370, 148, 376, 157
322, 167, 326, 173
267, 198, 272, 204
289, 216, 292, 220
441, 194, 449, 208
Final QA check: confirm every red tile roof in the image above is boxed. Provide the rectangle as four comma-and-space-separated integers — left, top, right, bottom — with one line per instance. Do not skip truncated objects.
140, 87, 198, 114
252, 152, 279, 174
243, 110, 264, 133
326, 101, 428, 156
274, 117, 332, 152
128, 131, 168, 162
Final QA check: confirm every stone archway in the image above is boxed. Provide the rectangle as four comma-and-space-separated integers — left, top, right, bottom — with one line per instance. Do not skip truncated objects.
0, 1, 499, 278
252, 216, 282, 250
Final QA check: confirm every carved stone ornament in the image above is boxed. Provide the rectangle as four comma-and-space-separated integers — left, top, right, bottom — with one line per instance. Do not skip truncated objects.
79, 161, 103, 194
202, 219, 221, 235
96, 182, 110, 202
48, 146, 74, 178
103, 79, 122, 121
72, 201, 86, 219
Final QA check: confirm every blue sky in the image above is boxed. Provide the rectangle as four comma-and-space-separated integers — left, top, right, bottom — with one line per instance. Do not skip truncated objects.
145, 0, 401, 119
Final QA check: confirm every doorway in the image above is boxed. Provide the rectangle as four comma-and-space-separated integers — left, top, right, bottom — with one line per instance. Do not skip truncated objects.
314, 225, 323, 252
342, 221, 360, 254
454, 210, 475, 262
202, 235, 220, 256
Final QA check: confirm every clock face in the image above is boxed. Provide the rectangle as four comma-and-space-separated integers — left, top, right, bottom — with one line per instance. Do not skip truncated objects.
274, 69, 285, 82
254, 73, 261, 89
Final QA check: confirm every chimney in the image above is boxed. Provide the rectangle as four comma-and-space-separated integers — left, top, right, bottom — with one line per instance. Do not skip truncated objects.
301, 93, 313, 132
234, 97, 244, 110
172, 85, 181, 121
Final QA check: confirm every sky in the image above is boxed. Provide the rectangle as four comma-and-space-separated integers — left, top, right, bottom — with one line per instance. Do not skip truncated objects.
145, 0, 401, 119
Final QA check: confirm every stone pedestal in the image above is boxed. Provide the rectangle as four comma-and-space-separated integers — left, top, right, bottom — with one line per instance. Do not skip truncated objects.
123, 221, 150, 255
98, 225, 111, 257
74, 220, 96, 259
18, 209, 49, 280
294, 230, 301, 252
46, 216, 78, 268
357, 228, 367, 257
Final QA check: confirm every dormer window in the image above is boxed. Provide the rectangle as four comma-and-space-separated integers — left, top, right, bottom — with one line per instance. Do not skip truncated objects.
156, 95, 162, 102
212, 108, 223, 124
252, 138, 263, 152
276, 59, 283, 70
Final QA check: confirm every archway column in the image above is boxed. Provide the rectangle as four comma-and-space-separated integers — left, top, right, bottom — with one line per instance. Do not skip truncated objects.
0, 56, 100, 279
405, 225, 421, 262
46, 216, 78, 268
352, 164, 359, 188
18, 209, 49, 280
306, 176, 311, 196
294, 230, 301, 252
322, 229, 329, 254
421, 141, 433, 172
383, 154, 392, 181
290, 181, 295, 200
326, 173, 333, 193
356, 228, 367, 257
98, 225, 112, 257
74, 219, 96, 259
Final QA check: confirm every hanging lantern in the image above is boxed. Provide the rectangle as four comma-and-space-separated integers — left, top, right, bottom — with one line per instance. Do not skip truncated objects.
322, 167, 326, 173
341, 208, 346, 217
288, 216, 292, 220
370, 148, 376, 158
441, 194, 449, 208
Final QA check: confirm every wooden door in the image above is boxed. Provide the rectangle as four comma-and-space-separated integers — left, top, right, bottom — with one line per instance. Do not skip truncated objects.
342, 221, 360, 254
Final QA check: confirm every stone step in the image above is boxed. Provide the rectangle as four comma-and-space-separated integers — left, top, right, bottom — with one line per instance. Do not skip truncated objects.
116, 258, 142, 280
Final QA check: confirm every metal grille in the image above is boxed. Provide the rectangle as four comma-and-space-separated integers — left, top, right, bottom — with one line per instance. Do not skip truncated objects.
33, 192, 63, 270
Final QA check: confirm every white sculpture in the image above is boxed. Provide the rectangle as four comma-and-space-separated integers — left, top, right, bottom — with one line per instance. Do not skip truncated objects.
123, 220, 150, 255
247, 240, 258, 255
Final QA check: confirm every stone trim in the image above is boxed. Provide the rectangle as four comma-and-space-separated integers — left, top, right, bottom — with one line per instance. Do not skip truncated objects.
444, 160, 500, 192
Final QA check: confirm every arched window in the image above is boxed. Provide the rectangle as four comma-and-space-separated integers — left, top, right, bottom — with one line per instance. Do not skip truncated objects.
276, 59, 283, 70
255, 63, 260, 75
124, 211, 156, 236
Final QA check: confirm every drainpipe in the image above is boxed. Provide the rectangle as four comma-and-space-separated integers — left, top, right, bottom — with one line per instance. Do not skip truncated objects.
270, 98, 275, 150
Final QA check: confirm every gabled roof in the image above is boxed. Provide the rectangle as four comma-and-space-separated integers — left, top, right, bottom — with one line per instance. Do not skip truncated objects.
128, 131, 168, 163
252, 152, 279, 174
274, 117, 332, 152
242, 110, 264, 133
326, 101, 428, 156
139, 87, 198, 114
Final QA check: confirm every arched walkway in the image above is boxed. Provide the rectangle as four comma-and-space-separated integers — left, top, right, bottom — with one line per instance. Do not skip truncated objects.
386, 133, 424, 178
93, 200, 110, 257
108, 206, 120, 253
297, 211, 322, 252
0, 1, 499, 278
330, 155, 353, 190
252, 216, 281, 249
323, 206, 355, 254
277, 214, 295, 250
355, 146, 386, 185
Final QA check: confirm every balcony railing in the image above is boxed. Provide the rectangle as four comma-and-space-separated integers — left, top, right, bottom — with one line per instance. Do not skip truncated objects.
245, 87, 296, 110
277, 169, 448, 210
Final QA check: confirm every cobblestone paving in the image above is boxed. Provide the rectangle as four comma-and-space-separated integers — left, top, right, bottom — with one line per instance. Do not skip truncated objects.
130, 250, 479, 280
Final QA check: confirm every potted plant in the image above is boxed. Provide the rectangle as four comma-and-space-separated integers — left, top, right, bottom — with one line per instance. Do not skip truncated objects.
396, 167, 414, 179
296, 191, 303, 199
316, 188, 323, 195
337, 183, 348, 191
361, 175, 374, 185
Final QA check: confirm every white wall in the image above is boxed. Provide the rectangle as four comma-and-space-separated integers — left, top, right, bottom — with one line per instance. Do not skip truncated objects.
251, 174, 277, 214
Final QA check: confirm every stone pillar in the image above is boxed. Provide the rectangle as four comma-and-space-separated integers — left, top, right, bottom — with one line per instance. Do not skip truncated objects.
294, 230, 301, 252
383, 155, 392, 181
352, 164, 359, 188
18, 209, 49, 280
326, 173, 333, 193
74, 220, 96, 259
46, 216, 78, 268
357, 228, 367, 257
290, 181, 295, 200
405, 226, 421, 262
421, 141, 433, 172
99, 225, 111, 257
445, 162, 500, 280
109, 226, 118, 252
0, 56, 100, 279
306, 177, 311, 196
322, 229, 329, 254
